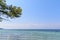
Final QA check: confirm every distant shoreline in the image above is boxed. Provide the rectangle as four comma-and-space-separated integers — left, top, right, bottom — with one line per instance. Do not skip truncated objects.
2, 29, 60, 32
0, 28, 3, 30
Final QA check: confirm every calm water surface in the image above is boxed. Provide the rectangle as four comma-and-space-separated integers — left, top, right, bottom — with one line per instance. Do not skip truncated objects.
0, 29, 60, 40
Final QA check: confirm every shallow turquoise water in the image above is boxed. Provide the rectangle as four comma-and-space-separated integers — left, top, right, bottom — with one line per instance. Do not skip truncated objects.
0, 29, 60, 40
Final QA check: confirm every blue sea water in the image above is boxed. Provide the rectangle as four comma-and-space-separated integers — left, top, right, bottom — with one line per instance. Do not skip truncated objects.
0, 29, 60, 40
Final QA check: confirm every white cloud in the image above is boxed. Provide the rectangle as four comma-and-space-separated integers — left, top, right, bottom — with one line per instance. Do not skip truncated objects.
0, 23, 60, 29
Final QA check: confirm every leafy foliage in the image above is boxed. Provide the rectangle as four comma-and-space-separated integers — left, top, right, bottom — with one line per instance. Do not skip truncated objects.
0, 0, 22, 21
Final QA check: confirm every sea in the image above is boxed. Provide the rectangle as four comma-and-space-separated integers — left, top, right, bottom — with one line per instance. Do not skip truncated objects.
0, 29, 60, 40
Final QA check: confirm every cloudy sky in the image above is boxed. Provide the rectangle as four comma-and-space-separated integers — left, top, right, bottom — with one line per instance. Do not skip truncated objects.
0, 0, 60, 29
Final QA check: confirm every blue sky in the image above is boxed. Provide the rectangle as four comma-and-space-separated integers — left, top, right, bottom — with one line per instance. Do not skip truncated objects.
0, 0, 60, 29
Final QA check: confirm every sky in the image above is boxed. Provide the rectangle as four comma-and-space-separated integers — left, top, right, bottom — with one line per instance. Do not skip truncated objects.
0, 0, 60, 29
